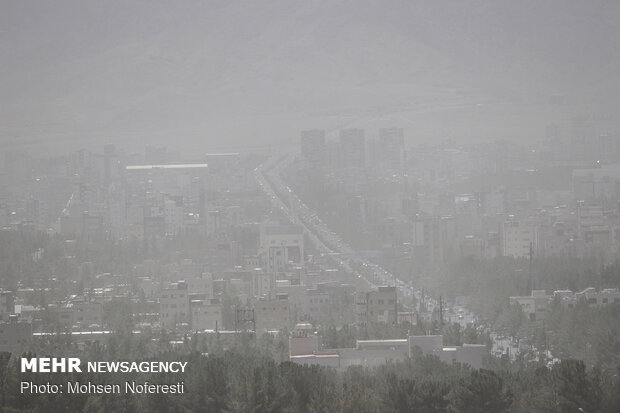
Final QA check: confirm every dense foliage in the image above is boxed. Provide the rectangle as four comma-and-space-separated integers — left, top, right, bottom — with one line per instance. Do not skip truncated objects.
2, 348, 618, 413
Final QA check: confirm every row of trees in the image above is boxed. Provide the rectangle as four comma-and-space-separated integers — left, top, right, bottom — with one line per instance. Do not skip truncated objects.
1, 348, 618, 413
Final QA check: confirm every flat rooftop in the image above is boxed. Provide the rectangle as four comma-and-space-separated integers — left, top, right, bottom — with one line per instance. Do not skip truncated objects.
126, 163, 208, 170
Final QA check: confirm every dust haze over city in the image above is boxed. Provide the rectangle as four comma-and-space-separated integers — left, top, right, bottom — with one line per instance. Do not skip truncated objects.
1, 1, 620, 412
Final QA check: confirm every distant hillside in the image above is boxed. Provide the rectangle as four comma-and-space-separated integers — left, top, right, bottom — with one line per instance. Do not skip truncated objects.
1, 0, 619, 153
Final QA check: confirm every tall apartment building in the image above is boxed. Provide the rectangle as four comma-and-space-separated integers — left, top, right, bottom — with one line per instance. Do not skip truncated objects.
259, 224, 304, 273
159, 282, 190, 329
412, 216, 457, 268
339, 129, 365, 167
300, 130, 327, 166
379, 128, 405, 169
500, 220, 538, 258
164, 197, 184, 236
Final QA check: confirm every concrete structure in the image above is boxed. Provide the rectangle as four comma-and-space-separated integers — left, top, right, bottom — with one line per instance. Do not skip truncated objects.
412, 216, 457, 268
555, 287, 620, 308
49, 299, 103, 329
339, 129, 365, 168
409, 335, 486, 369
290, 326, 487, 370
577, 287, 620, 306
379, 127, 405, 170
509, 290, 551, 321
289, 353, 341, 368
300, 130, 327, 166
289, 323, 320, 356
437, 344, 487, 369
338, 339, 409, 368
356, 286, 397, 326
254, 294, 290, 332
144, 216, 166, 238
301, 289, 331, 321
573, 164, 620, 200
164, 198, 184, 236
409, 335, 444, 356
259, 224, 304, 273
190, 297, 222, 331
159, 282, 190, 329
252, 270, 276, 299
186, 273, 214, 299
500, 220, 538, 258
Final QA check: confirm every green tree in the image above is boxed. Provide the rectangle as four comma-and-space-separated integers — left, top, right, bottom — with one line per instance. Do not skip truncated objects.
449, 369, 512, 413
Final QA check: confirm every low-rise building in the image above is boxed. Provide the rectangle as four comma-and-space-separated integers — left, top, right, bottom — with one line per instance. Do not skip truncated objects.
290, 325, 487, 370
409, 335, 486, 369
254, 294, 290, 332
554, 287, 620, 308
289, 323, 320, 356
301, 289, 330, 321
509, 290, 551, 321
190, 297, 222, 331
356, 286, 397, 326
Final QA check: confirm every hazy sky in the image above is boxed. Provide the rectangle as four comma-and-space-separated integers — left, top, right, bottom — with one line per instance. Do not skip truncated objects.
1, 0, 619, 154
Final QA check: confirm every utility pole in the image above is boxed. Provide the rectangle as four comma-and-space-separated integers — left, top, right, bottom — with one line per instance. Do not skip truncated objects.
439, 295, 444, 328
528, 241, 534, 292
420, 288, 425, 312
